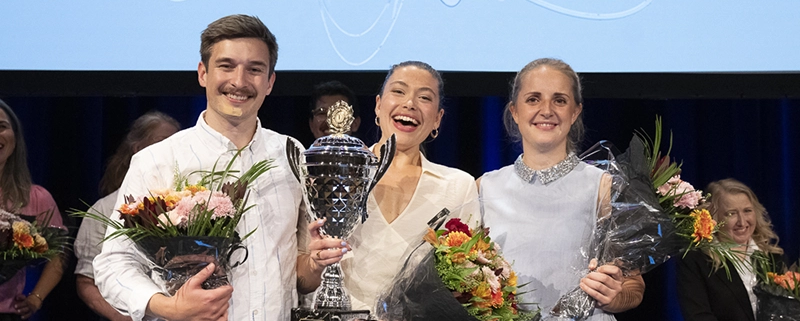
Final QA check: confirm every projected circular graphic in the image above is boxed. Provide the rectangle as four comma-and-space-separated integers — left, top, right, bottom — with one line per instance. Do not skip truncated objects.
321, 0, 651, 66
320, 0, 404, 66
525, 0, 653, 20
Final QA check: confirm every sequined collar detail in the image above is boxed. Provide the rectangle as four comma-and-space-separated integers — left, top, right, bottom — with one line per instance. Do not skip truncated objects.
514, 153, 580, 184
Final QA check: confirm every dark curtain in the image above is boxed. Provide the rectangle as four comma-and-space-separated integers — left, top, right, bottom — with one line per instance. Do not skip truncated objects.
4, 94, 798, 321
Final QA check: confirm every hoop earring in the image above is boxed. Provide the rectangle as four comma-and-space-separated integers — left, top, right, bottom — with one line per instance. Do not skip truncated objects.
375, 116, 380, 126
430, 128, 439, 139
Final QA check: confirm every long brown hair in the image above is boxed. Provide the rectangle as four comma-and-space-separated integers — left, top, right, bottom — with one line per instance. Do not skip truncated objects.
98, 111, 180, 195
0, 99, 31, 212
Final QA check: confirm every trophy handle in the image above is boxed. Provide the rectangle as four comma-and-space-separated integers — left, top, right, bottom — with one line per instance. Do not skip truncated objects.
368, 134, 396, 195
285, 137, 303, 184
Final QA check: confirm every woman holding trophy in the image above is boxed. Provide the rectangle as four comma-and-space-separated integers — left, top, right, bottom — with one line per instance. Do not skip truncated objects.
340, 61, 479, 314
478, 58, 645, 320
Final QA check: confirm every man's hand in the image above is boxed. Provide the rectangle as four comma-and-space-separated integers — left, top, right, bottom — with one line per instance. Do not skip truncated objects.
147, 263, 233, 321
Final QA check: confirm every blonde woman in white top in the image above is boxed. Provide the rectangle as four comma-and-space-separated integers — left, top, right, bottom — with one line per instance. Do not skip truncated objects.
340, 61, 479, 314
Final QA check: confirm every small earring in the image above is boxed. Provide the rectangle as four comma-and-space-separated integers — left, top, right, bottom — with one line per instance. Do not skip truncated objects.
430, 128, 439, 139
375, 116, 380, 126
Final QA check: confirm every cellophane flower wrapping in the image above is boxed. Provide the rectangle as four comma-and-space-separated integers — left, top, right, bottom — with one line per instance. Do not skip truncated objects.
71, 151, 271, 295
375, 201, 540, 321
753, 260, 800, 321
754, 283, 800, 321
549, 139, 681, 320
552, 118, 742, 320
136, 235, 246, 295
0, 209, 69, 285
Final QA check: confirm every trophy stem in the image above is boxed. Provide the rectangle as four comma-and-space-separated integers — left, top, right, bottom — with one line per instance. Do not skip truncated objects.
312, 262, 352, 310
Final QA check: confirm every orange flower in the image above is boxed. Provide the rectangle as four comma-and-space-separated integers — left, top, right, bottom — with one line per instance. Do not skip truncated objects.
118, 202, 141, 216
772, 271, 800, 290
450, 252, 467, 264
471, 283, 493, 308
423, 228, 439, 246
161, 194, 183, 208
475, 237, 491, 252
445, 231, 471, 247
184, 185, 207, 195
490, 290, 504, 307
14, 232, 34, 249
690, 209, 716, 243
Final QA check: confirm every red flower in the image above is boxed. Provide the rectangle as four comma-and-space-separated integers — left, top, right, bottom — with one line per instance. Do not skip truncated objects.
445, 218, 471, 237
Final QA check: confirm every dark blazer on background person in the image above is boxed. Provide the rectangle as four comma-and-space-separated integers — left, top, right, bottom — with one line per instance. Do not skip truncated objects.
677, 250, 786, 321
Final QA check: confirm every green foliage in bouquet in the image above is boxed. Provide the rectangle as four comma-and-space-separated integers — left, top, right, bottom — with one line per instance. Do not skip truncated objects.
636, 116, 742, 272
72, 149, 274, 242
424, 218, 539, 321
1, 209, 68, 260
1, 209, 69, 284
755, 255, 800, 300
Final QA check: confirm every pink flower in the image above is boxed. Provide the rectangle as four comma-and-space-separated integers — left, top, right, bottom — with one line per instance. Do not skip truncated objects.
171, 197, 196, 223
673, 181, 702, 209
482, 266, 501, 292
191, 191, 235, 219
476, 251, 491, 264
657, 175, 703, 209
657, 175, 683, 196
205, 192, 235, 219
499, 260, 511, 279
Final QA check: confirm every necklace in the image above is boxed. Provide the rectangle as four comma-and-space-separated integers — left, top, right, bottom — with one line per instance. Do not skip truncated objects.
513, 153, 580, 184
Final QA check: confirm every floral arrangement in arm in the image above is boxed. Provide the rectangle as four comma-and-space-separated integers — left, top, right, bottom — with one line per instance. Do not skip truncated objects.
424, 218, 539, 321
1, 209, 69, 285
72, 149, 274, 294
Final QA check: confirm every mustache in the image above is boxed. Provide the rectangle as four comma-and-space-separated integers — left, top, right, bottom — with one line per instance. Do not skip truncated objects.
220, 85, 255, 97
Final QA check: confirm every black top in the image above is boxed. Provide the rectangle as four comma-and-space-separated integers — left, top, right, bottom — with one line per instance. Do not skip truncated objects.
677, 250, 785, 321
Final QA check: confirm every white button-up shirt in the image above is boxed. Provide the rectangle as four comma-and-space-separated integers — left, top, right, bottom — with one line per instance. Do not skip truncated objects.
75, 190, 118, 279
94, 113, 308, 321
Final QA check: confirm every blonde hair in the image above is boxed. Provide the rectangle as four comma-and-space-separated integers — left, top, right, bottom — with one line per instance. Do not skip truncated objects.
705, 178, 783, 268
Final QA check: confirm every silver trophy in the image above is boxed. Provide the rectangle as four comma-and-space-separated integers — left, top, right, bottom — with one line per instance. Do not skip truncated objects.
287, 100, 395, 319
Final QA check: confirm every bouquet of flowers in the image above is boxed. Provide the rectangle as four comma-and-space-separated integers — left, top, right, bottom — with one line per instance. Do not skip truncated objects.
0, 209, 69, 285
376, 215, 539, 321
74, 151, 273, 294
551, 117, 737, 320
753, 257, 800, 320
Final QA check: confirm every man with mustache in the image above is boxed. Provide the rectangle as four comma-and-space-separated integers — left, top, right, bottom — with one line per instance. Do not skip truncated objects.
93, 15, 345, 321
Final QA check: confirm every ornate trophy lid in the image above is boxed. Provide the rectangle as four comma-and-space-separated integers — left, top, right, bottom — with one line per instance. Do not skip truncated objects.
304, 100, 377, 165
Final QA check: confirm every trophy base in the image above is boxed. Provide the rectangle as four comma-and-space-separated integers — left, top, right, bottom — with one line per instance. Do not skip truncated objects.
291, 308, 374, 321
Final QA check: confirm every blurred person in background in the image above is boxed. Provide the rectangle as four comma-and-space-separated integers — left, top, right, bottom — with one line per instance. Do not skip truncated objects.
677, 178, 786, 321
308, 80, 360, 139
74, 111, 179, 321
0, 99, 66, 321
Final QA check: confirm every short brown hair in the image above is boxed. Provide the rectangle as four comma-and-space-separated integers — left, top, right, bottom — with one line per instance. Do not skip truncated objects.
200, 14, 278, 75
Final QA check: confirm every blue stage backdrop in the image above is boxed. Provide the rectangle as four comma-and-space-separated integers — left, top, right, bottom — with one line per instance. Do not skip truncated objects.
5, 93, 798, 321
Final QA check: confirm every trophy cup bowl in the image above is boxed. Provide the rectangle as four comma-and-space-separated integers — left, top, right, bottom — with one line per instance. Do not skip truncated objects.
287, 101, 395, 321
